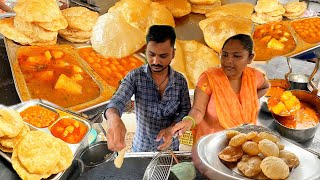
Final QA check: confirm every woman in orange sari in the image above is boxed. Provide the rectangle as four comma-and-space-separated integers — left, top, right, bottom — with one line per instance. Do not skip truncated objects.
171, 34, 270, 143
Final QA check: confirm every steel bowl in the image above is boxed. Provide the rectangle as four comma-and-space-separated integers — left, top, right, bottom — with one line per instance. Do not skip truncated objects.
288, 73, 310, 91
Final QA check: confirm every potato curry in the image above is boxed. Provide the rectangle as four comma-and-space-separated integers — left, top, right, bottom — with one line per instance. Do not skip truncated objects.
17, 46, 100, 108
253, 22, 296, 61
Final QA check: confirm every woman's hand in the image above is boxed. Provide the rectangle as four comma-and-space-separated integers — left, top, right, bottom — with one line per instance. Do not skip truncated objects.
171, 118, 193, 137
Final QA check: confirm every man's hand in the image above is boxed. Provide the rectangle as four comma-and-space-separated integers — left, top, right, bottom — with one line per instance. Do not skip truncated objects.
171, 118, 193, 137
105, 110, 127, 152
156, 127, 173, 150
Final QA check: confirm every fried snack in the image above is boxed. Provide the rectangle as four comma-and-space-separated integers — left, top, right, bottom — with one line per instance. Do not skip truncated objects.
258, 139, 279, 157
0, 108, 24, 138
237, 156, 262, 177
17, 131, 61, 174
265, 4, 285, 17
179, 40, 220, 89
242, 141, 260, 155
191, 2, 221, 14
30, 36, 58, 46
37, 15, 68, 31
256, 12, 283, 22
226, 130, 240, 139
154, 0, 191, 18
48, 139, 73, 174
258, 132, 279, 143
91, 12, 145, 58
170, 40, 190, 87
251, 13, 267, 24
218, 145, 243, 162
205, 3, 254, 19
260, 156, 289, 179
13, 0, 62, 23
0, 124, 30, 152
229, 133, 248, 147
12, 146, 52, 180
59, 28, 91, 43
246, 131, 257, 140
122, 1, 175, 34
14, 15, 58, 42
189, 0, 219, 5
279, 150, 300, 169
251, 134, 263, 143
276, 142, 285, 150
108, 0, 125, 12
61, 7, 99, 31
203, 16, 252, 53
0, 17, 34, 45
0, 145, 13, 153
284, 1, 307, 15
254, 0, 279, 13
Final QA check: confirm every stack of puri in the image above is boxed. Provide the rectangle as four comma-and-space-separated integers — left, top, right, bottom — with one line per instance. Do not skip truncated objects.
251, 0, 285, 24
0, 108, 29, 153
219, 130, 300, 179
171, 40, 220, 89
0, 0, 67, 45
283, 1, 307, 19
152, 0, 192, 18
189, 0, 221, 15
91, 0, 175, 58
59, 7, 99, 43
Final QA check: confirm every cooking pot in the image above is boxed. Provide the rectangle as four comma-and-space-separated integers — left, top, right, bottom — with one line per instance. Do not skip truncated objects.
288, 73, 310, 91
272, 56, 320, 142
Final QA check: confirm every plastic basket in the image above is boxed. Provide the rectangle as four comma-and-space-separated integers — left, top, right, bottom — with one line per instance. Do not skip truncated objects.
179, 130, 193, 146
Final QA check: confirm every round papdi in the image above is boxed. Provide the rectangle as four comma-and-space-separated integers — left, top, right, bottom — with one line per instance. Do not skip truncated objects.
203, 16, 252, 53
48, 139, 73, 174
17, 131, 61, 174
179, 40, 220, 89
12, 145, 52, 180
0, 17, 34, 45
0, 123, 30, 149
13, 0, 62, 23
61, 7, 99, 31
91, 11, 145, 58
260, 156, 289, 179
14, 15, 58, 42
0, 108, 24, 138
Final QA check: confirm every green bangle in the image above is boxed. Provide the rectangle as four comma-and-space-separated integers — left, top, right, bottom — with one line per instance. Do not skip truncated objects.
183, 116, 196, 129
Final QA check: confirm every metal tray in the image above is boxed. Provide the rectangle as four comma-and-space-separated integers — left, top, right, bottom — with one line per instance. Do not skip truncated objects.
194, 127, 320, 180
0, 99, 92, 180
4, 38, 116, 113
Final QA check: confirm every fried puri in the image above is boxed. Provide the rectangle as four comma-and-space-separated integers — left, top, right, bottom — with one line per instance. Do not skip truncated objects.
154, 0, 191, 18
260, 156, 289, 179
0, 124, 30, 152
229, 133, 248, 147
61, 7, 99, 31
17, 131, 61, 174
242, 141, 260, 155
0, 108, 24, 138
246, 131, 258, 140
218, 146, 243, 162
279, 150, 300, 169
0, 18, 34, 45
258, 139, 279, 157
258, 132, 280, 143
237, 156, 262, 177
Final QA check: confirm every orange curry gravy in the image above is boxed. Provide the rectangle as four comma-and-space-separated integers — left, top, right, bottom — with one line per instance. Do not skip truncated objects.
17, 46, 100, 108
253, 22, 296, 61
20, 105, 59, 128
77, 47, 144, 88
276, 102, 319, 129
50, 118, 88, 144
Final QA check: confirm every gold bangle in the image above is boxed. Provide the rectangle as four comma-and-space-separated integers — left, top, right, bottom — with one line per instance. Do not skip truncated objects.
183, 116, 196, 129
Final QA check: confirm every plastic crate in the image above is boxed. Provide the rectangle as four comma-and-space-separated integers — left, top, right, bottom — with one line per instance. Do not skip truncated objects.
179, 130, 193, 146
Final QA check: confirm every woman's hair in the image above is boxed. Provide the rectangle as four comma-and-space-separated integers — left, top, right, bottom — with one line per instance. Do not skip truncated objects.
146, 25, 176, 47
222, 34, 254, 55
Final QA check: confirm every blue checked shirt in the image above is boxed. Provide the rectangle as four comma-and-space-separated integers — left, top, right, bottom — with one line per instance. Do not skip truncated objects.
106, 64, 191, 152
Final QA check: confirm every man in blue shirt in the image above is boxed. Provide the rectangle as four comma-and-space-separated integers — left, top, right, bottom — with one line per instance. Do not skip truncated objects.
105, 25, 191, 152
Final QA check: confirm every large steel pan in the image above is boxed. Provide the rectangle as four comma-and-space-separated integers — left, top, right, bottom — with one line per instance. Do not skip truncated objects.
272, 56, 320, 142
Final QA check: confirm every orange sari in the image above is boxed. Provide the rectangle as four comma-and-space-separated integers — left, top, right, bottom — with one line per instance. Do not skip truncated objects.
193, 67, 264, 143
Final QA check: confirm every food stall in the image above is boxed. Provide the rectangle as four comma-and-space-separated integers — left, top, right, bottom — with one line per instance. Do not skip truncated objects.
1, 0, 320, 179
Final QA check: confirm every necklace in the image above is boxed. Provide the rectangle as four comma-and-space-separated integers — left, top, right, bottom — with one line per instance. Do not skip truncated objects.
156, 74, 168, 90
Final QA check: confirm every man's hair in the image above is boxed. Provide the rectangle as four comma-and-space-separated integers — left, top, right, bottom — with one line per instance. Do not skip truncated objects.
146, 25, 176, 47
222, 34, 254, 55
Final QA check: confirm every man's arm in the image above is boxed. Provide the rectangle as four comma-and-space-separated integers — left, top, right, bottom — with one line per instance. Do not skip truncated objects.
104, 72, 136, 151
174, 80, 191, 123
